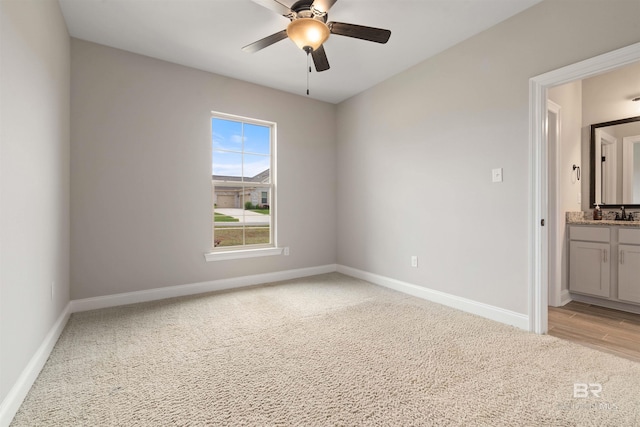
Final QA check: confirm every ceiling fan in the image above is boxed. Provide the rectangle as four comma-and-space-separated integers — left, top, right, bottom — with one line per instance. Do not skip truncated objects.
242, 0, 391, 72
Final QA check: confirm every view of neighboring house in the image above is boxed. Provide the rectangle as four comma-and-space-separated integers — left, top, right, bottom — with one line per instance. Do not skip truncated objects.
212, 169, 270, 209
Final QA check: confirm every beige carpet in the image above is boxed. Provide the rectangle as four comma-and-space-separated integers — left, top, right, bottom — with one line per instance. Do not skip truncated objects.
11, 273, 640, 426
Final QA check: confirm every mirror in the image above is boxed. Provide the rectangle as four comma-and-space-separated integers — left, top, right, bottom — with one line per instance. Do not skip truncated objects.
590, 115, 640, 208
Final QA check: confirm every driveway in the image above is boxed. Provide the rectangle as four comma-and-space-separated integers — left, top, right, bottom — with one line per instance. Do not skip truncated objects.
215, 208, 270, 225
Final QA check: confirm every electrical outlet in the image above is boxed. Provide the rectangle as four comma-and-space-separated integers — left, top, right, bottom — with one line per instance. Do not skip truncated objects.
284, 247, 290, 256
411, 256, 418, 268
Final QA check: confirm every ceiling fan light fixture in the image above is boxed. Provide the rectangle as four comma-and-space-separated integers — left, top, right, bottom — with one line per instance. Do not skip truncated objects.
286, 18, 329, 52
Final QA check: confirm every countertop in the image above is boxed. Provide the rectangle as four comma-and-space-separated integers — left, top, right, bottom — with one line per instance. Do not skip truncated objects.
567, 219, 640, 228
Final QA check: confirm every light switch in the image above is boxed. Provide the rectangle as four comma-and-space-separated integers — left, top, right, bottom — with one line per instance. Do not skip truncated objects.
492, 168, 503, 183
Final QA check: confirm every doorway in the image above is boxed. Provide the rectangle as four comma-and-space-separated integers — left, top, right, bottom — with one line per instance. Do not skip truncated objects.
595, 129, 618, 204
529, 41, 640, 334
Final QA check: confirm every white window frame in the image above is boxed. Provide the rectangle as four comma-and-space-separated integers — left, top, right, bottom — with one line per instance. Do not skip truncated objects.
205, 111, 281, 262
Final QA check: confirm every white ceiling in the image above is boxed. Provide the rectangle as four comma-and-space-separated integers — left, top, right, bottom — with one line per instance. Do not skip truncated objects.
58, 0, 542, 104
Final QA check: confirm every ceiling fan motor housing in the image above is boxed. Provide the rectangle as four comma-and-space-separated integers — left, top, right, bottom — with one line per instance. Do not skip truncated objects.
290, 0, 328, 21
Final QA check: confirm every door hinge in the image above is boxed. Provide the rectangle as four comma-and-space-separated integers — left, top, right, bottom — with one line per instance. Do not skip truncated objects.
541, 219, 545, 226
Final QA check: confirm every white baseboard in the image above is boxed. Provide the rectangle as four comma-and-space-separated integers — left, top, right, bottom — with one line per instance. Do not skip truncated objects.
71, 264, 337, 313
337, 265, 529, 330
569, 293, 640, 315
560, 289, 572, 306
0, 303, 71, 427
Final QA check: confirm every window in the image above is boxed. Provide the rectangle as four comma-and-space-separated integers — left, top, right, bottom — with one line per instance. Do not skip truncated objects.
210, 113, 275, 253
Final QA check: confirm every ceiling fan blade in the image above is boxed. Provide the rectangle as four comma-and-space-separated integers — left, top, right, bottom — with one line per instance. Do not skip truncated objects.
242, 30, 289, 53
251, 0, 292, 17
328, 22, 391, 44
311, 45, 330, 72
311, 0, 337, 13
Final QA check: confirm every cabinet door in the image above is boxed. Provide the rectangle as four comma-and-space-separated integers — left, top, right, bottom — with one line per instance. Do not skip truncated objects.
618, 244, 640, 304
569, 241, 610, 298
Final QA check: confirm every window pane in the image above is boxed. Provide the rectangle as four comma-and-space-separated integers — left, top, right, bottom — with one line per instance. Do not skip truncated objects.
213, 185, 271, 248
243, 187, 271, 246
243, 153, 270, 183
212, 118, 243, 152
213, 184, 243, 247
244, 224, 270, 245
243, 123, 270, 155
212, 150, 243, 178
213, 227, 245, 248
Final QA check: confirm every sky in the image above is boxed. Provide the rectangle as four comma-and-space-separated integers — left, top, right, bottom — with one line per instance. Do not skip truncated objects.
212, 118, 271, 178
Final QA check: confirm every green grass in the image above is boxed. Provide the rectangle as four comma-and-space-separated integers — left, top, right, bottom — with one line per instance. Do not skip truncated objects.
248, 209, 270, 215
214, 212, 239, 222
214, 226, 270, 247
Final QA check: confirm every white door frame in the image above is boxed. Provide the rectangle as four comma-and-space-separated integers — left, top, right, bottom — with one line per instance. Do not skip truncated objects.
546, 100, 562, 308
529, 42, 640, 334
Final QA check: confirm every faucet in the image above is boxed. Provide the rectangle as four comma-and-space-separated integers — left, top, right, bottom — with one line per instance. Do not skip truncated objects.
614, 206, 627, 221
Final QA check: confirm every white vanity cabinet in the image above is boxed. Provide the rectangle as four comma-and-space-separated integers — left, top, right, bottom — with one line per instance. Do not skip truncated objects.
568, 224, 640, 311
618, 229, 640, 304
569, 227, 611, 298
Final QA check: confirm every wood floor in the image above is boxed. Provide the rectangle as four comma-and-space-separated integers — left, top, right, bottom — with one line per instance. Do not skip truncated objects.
549, 301, 640, 362
548, 301, 640, 362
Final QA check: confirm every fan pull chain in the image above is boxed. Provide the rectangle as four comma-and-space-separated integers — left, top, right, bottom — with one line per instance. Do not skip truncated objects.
306, 52, 311, 96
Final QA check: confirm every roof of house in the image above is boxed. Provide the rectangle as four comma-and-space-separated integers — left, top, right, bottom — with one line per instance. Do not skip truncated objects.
212, 169, 269, 183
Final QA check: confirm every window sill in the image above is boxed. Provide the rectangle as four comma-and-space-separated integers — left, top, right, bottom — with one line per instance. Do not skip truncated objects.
204, 247, 283, 262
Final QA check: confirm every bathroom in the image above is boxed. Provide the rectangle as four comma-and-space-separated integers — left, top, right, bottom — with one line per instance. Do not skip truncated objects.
547, 60, 640, 360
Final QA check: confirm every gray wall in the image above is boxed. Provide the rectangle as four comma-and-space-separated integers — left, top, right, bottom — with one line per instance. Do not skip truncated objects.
635, 146, 640, 202
336, 0, 640, 315
70, 39, 337, 299
582, 60, 640, 125
581, 60, 640, 209
0, 0, 70, 402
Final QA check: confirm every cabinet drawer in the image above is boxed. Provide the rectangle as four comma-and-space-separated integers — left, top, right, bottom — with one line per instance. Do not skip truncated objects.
570, 226, 610, 243
619, 228, 640, 245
